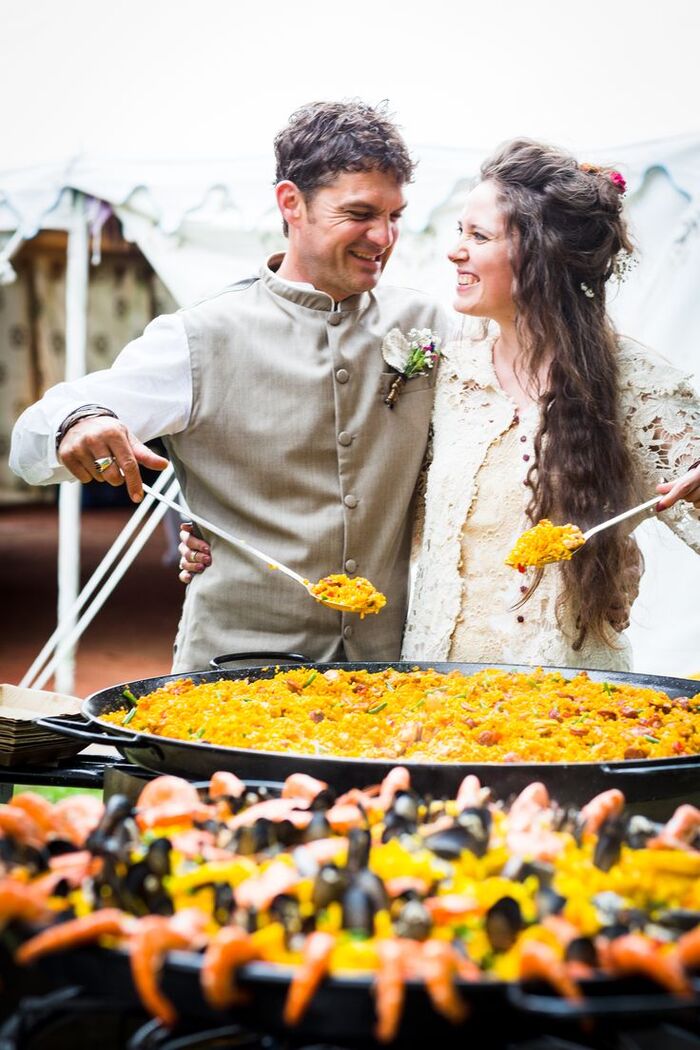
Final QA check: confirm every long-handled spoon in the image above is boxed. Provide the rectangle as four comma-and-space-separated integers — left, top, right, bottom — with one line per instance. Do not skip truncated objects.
142, 483, 363, 613
581, 495, 662, 541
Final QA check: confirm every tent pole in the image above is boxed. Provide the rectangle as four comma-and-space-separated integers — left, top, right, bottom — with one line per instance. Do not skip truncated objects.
55, 192, 89, 695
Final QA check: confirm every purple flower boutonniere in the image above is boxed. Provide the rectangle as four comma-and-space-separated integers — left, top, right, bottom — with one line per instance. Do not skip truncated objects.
381, 327, 441, 408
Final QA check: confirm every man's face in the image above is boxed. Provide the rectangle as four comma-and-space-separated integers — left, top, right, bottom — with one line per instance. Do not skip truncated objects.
284, 169, 407, 301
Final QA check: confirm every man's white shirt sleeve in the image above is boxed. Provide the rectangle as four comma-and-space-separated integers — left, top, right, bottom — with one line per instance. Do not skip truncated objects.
9, 313, 193, 486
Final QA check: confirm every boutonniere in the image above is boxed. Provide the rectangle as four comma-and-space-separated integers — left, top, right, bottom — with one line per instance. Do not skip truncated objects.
381, 327, 441, 408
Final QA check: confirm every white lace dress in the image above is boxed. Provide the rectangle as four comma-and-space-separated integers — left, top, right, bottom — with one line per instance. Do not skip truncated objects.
402, 331, 700, 670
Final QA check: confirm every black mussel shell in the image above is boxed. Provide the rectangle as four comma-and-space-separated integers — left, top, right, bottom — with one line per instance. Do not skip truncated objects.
535, 886, 567, 919
593, 816, 627, 872
345, 828, 371, 872
235, 818, 274, 855
341, 882, 376, 937
423, 824, 476, 860
270, 892, 303, 936
485, 896, 523, 952
625, 815, 663, 850
145, 838, 172, 877
310, 787, 337, 812
655, 909, 700, 933
394, 898, 433, 941
302, 811, 332, 843
353, 869, 389, 913
455, 806, 492, 857
565, 936, 598, 967
500, 857, 555, 886
86, 794, 133, 852
213, 882, 235, 924
312, 864, 349, 910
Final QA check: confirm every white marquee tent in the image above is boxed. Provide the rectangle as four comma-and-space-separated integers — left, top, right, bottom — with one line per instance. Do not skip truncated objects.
2, 131, 699, 688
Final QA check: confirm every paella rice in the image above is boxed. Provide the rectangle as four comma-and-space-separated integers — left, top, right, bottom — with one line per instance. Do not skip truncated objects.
309, 573, 387, 617
104, 666, 700, 763
505, 519, 586, 571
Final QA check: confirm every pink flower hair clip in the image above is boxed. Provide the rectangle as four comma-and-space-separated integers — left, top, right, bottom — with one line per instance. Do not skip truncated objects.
609, 170, 627, 195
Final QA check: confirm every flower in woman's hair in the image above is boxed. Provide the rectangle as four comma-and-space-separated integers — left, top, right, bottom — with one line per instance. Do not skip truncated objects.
381, 327, 441, 407
610, 171, 627, 195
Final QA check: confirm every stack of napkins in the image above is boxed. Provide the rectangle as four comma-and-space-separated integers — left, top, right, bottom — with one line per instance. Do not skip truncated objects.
0, 683, 87, 767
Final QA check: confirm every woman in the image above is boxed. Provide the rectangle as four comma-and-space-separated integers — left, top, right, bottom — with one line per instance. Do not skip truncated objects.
181, 140, 700, 670
402, 139, 700, 670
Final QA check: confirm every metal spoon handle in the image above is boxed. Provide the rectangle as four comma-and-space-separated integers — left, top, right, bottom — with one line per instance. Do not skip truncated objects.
142, 483, 308, 587
583, 495, 661, 540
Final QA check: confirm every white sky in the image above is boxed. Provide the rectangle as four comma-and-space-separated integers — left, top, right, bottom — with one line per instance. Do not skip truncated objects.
3, 0, 699, 169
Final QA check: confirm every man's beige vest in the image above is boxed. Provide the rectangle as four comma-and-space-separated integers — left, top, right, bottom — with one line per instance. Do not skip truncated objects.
167, 256, 445, 672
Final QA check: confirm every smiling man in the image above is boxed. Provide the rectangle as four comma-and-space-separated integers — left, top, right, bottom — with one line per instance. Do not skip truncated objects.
10, 101, 447, 671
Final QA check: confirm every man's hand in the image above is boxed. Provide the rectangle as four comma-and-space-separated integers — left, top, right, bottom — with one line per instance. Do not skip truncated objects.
656, 463, 700, 512
178, 523, 212, 584
57, 416, 168, 502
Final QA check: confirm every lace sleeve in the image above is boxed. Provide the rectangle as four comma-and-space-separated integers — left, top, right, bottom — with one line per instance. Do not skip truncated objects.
619, 340, 700, 553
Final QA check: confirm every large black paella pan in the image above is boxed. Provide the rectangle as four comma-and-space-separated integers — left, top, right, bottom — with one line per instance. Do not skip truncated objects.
39, 653, 700, 809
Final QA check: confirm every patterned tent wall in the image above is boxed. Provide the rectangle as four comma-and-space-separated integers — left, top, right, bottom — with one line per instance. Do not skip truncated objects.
0, 228, 176, 504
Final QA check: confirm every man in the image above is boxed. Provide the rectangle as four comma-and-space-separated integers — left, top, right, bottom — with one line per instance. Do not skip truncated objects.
10, 101, 447, 671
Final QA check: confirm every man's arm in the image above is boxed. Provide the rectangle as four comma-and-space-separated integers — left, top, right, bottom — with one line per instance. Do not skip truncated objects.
10, 313, 192, 501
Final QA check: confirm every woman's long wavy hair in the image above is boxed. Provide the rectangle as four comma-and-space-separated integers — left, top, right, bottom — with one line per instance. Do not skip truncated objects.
480, 139, 640, 649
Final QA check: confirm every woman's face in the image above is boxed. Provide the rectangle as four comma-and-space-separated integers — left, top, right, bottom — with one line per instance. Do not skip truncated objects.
448, 179, 516, 323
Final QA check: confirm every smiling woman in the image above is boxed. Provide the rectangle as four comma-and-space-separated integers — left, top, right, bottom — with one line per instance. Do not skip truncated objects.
402, 138, 700, 671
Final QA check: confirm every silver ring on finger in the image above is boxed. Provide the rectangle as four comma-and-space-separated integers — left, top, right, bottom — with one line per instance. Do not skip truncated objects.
192, 550, 200, 564
94, 456, 115, 473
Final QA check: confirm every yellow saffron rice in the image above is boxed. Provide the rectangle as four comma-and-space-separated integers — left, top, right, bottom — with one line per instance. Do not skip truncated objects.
104, 666, 700, 764
506, 519, 586, 570
309, 574, 386, 617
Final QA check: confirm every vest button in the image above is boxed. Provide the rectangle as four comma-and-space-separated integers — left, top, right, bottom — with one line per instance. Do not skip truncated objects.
343, 625, 354, 639
328, 312, 342, 326
338, 431, 353, 446
345, 559, 357, 573
343, 494, 359, 508
335, 368, 349, 383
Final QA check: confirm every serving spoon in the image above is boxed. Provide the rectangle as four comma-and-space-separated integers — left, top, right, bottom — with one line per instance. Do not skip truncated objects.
142, 483, 360, 613
581, 495, 662, 541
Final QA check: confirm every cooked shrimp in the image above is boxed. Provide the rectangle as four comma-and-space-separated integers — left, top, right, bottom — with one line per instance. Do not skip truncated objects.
282, 773, 328, 802
137, 775, 201, 810
51, 795, 104, 846
229, 797, 308, 831
0, 880, 54, 928
16, 908, 133, 965
508, 783, 551, 832
136, 775, 212, 830
235, 860, 300, 912
455, 774, 488, 812
201, 925, 260, 1010
578, 789, 625, 837
378, 767, 411, 811
129, 909, 207, 1027
208, 770, 246, 801
374, 938, 408, 1043
519, 939, 583, 1003
419, 940, 468, 1025
648, 804, 700, 851
599, 933, 691, 996
9, 793, 55, 838
283, 930, 335, 1025
674, 925, 700, 969
0, 804, 43, 847
325, 803, 365, 834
